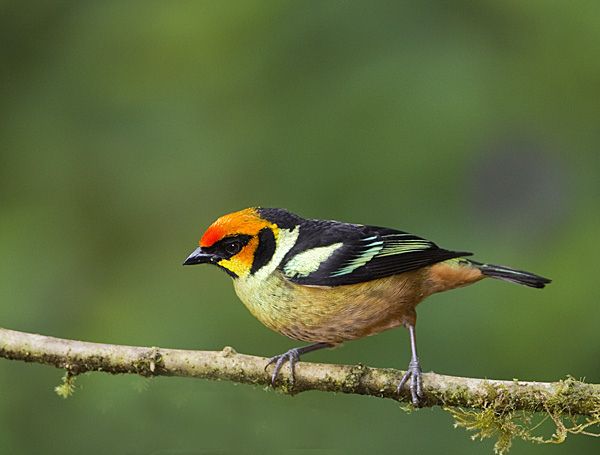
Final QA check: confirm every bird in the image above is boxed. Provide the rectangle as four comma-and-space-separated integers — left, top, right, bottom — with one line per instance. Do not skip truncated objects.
183, 207, 551, 405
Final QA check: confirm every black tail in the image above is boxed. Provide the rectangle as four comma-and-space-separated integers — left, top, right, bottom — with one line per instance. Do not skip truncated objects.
469, 260, 551, 289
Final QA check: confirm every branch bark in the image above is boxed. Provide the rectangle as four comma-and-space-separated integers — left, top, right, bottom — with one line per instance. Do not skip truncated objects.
0, 327, 598, 416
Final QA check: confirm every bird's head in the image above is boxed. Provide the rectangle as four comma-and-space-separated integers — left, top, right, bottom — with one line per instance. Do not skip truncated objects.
183, 207, 300, 278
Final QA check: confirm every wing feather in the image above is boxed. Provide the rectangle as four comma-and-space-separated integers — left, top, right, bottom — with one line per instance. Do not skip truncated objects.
282, 223, 471, 286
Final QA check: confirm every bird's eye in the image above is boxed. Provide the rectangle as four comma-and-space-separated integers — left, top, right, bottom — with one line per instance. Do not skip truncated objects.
224, 240, 242, 256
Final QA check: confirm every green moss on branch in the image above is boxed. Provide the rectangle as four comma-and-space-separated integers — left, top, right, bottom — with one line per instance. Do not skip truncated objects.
0, 327, 598, 453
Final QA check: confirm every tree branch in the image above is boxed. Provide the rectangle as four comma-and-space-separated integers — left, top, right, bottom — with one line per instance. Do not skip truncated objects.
0, 327, 598, 417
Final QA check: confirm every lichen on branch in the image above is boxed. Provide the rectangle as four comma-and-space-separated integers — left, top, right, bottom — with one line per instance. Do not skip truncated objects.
0, 327, 598, 453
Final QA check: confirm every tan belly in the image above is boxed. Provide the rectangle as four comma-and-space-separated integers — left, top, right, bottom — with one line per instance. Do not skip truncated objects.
233, 270, 428, 343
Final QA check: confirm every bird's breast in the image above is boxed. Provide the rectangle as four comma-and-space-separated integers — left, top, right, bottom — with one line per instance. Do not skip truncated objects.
232, 270, 428, 343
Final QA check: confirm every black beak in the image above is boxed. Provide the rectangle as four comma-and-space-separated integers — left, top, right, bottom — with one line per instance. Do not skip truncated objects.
183, 247, 214, 265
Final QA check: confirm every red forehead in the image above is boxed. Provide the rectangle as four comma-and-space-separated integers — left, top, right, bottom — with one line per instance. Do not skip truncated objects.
200, 208, 270, 247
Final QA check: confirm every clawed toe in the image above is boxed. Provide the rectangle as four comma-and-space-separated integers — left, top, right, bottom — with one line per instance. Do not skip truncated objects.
397, 359, 424, 407
264, 342, 332, 387
265, 349, 300, 385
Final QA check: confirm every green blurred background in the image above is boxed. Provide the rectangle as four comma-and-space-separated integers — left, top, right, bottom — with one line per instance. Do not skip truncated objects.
1, 1, 599, 454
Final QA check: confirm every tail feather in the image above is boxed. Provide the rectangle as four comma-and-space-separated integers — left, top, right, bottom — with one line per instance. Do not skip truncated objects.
468, 260, 551, 289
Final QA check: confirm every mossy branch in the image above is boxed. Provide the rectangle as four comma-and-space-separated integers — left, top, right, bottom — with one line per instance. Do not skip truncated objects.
0, 327, 598, 453
0, 326, 597, 412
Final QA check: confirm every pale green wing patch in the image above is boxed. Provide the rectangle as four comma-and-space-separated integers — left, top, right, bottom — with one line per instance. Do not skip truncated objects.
330, 234, 432, 277
283, 242, 344, 278
329, 238, 384, 277
377, 239, 433, 257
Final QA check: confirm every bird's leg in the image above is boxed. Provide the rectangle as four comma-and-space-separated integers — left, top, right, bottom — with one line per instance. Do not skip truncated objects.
397, 324, 424, 406
265, 342, 332, 386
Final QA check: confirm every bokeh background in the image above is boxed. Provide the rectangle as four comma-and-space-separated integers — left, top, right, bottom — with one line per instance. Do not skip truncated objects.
1, 1, 599, 454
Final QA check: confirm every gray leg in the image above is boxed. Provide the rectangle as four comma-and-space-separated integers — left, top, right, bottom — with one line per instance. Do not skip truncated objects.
397, 324, 424, 406
265, 342, 332, 385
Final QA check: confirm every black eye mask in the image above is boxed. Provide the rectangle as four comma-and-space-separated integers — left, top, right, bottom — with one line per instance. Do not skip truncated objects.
205, 234, 252, 260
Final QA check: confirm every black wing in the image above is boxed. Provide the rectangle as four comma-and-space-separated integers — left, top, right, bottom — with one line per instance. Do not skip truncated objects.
281, 221, 471, 286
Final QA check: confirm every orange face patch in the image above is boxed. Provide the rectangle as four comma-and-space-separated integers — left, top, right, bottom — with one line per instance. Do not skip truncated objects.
200, 207, 274, 247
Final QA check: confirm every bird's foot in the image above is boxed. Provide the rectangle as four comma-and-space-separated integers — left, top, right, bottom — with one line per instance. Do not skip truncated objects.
397, 358, 424, 407
264, 348, 302, 386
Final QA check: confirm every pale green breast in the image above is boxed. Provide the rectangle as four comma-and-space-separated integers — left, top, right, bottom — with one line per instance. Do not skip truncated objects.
231, 269, 428, 343
233, 272, 300, 333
